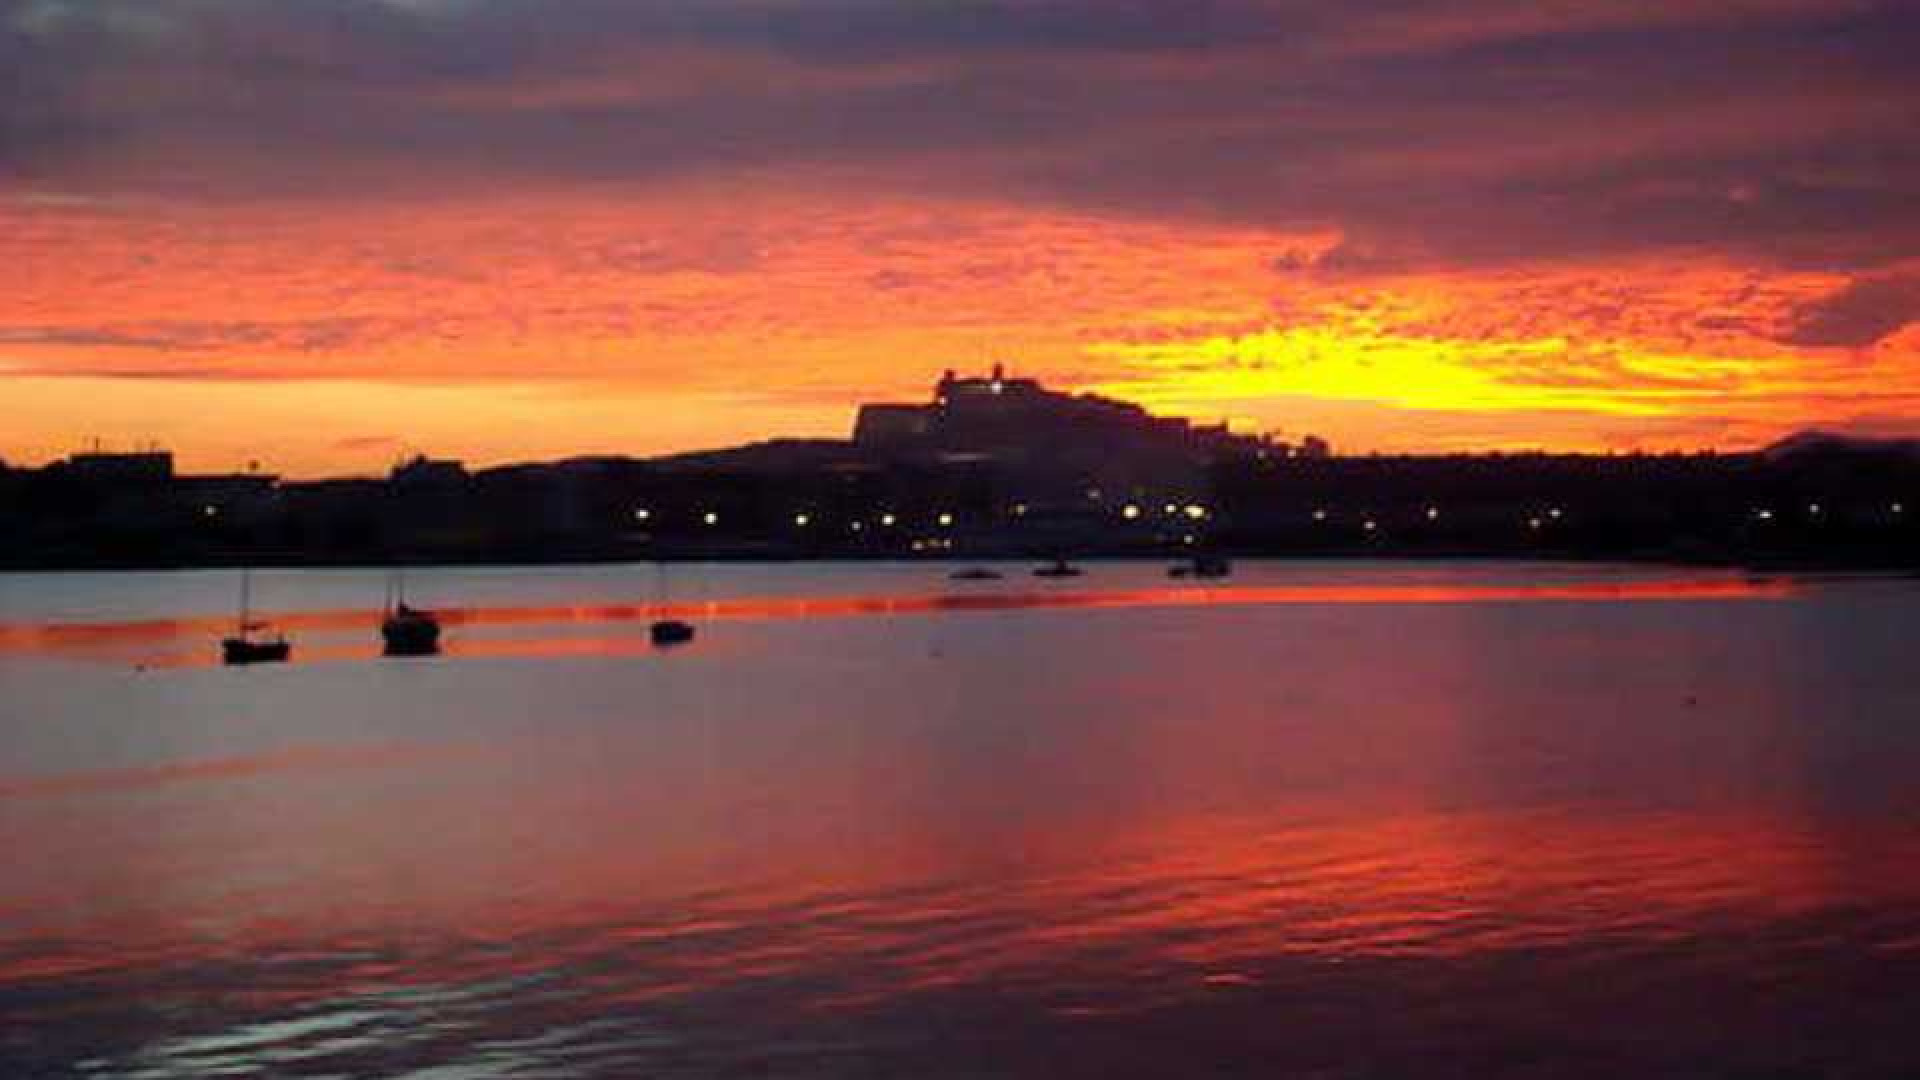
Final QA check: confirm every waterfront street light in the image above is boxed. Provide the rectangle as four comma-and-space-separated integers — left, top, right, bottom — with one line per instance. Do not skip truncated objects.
703, 511, 719, 526
937, 512, 954, 527
1122, 504, 1141, 520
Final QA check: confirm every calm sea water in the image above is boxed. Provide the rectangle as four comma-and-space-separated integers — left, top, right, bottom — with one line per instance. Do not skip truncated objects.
3, 561, 1919, 1078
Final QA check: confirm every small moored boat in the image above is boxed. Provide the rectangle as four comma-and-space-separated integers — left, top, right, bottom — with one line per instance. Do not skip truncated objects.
650, 619, 696, 646
381, 603, 442, 657
222, 634, 291, 666
221, 569, 291, 666
1033, 557, 1082, 578
380, 571, 442, 657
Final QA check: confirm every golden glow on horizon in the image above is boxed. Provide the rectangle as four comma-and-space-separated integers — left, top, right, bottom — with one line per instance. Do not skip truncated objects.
4, 192, 1917, 475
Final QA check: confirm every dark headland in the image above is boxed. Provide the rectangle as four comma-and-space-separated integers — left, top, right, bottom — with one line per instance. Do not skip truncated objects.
5, 369, 1916, 572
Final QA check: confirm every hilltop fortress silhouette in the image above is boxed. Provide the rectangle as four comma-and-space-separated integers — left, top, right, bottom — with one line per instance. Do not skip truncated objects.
4, 369, 1915, 570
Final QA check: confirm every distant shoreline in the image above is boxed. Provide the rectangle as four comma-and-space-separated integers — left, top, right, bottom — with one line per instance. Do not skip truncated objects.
4, 548, 1914, 577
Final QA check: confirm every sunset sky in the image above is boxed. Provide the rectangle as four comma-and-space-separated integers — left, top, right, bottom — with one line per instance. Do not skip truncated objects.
5, 0, 1919, 476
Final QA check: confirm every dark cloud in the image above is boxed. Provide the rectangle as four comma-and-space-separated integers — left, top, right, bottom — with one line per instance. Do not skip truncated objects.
5, 0, 1918, 269
1780, 275, 1920, 348
0, 326, 178, 349
1272, 241, 1424, 278
0, 363, 259, 380
0, 316, 397, 356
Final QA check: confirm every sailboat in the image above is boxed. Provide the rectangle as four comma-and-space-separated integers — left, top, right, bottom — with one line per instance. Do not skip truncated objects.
380, 569, 443, 657
221, 568, 291, 666
649, 562, 697, 646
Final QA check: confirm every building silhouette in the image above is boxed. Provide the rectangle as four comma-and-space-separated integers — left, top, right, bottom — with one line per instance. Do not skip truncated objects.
2, 380, 1915, 569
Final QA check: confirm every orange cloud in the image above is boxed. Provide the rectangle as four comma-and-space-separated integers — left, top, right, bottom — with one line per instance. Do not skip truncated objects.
3, 190, 1917, 475
5, 1, 1916, 473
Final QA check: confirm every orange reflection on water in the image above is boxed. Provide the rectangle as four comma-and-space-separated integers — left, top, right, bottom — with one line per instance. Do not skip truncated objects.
0, 575, 1797, 668
6, 564, 1918, 1078
14, 796, 1900, 1017
645, 806, 1912, 1011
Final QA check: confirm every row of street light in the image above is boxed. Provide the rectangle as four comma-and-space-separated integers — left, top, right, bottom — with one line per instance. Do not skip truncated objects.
624, 497, 1911, 532
630, 504, 1212, 529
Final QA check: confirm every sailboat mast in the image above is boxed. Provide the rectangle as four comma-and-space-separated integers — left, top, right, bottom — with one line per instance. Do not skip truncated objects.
238, 568, 252, 633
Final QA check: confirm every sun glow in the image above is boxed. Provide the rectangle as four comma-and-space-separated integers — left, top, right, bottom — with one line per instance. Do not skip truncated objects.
5, 191, 1916, 472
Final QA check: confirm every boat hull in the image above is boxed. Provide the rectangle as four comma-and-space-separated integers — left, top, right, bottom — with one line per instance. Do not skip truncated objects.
381, 616, 442, 657
650, 619, 696, 646
222, 638, 291, 666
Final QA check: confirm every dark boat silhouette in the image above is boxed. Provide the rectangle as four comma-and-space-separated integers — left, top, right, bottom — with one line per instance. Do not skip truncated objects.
949, 566, 1004, 581
379, 570, 442, 657
1033, 557, 1083, 578
650, 619, 697, 646
221, 569, 291, 666
381, 602, 442, 657
222, 634, 290, 665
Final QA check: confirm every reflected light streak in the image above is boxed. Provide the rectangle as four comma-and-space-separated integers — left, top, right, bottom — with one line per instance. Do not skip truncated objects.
0, 576, 1798, 668
8, 803, 1915, 1020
